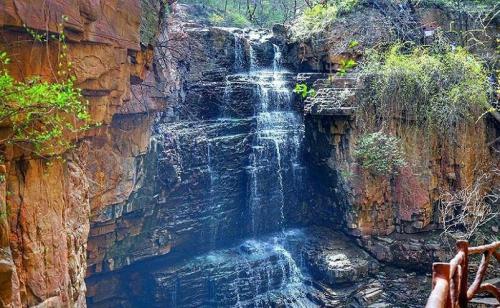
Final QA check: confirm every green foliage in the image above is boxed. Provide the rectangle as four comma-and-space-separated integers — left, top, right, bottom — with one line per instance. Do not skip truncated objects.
339, 168, 353, 179
140, 0, 164, 45
0, 198, 10, 219
209, 13, 226, 25
338, 58, 357, 76
0, 23, 90, 156
362, 44, 492, 136
180, 0, 290, 27
209, 11, 251, 27
180, 0, 360, 29
293, 83, 316, 99
353, 132, 406, 176
0, 155, 5, 183
348, 40, 360, 49
291, 0, 359, 41
229, 11, 252, 28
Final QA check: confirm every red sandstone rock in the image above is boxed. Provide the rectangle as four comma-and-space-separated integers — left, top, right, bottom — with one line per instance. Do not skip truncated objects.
0, 0, 162, 306
0, 0, 141, 50
5, 159, 90, 307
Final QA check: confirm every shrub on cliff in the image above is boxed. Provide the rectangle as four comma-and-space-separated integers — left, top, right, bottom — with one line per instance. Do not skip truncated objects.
0, 25, 90, 156
209, 11, 251, 28
362, 44, 493, 137
290, 0, 359, 41
353, 132, 406, 176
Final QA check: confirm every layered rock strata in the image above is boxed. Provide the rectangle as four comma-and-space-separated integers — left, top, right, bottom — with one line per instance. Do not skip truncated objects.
86, 4, 302, 279
0, 1, 167, 306
299, 2, 499, 268
86, 227, 381, 307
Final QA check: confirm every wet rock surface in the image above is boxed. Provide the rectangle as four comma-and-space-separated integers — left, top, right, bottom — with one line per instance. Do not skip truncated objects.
86, 227, 433, 308
304, 229, 379, 285
357, 232, 450, 271
86, 5, 305, 278
83, 5, 481, 307
353, 267, 431, 308
86, 228, 375, 307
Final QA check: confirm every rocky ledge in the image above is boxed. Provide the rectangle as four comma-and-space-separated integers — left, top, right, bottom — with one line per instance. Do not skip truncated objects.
86, 227, 433, 307
86, 227, 377, 307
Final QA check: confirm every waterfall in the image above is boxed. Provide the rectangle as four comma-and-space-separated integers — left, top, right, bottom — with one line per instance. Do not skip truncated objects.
249, 45, 258, 71
216, 40, 303, 235
220, 39, 307, 306
234, 33, 245, 72
221, 78, 231, 118
207, 142, 219, 247
229, 236, 308, 307
247, 43, 304, 235
84, 26, 327, 307
273, 44, 282, 72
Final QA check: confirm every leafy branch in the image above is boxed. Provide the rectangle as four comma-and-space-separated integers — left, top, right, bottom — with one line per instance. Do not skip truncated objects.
0, 17, 91, 156
293, 83, 317, 99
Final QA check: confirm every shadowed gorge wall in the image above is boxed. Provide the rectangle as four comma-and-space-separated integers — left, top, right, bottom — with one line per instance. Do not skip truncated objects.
85, 5, 386, 307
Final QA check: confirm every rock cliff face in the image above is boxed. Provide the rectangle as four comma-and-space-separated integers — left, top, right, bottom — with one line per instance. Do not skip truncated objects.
304, 73, 495, 234
299, 3, 499, 270
85, 2, 304, 277
0, 1, 497, 307
304, 76, 497, 270
84, 4, 405, 307
0, 1, 167, 306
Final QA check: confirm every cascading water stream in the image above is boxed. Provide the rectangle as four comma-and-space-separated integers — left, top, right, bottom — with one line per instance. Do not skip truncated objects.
249, 44, 258, 71
234, 33, 245, 72
273, 44, 282, 72
207, 142, 220, 247
247, 43, 303, 235
156, 31, 311, 307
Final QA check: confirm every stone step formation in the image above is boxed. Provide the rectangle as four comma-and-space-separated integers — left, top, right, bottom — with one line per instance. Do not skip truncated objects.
302, 73, 362, 117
